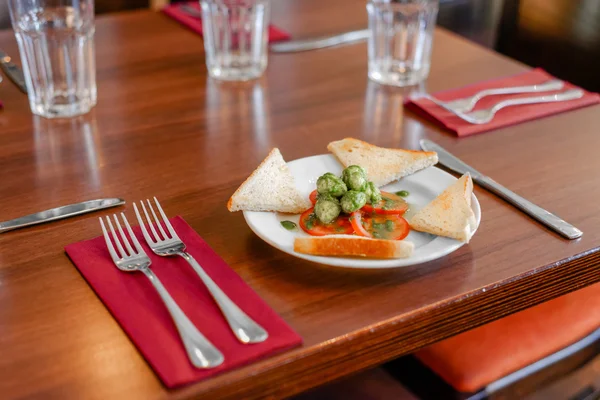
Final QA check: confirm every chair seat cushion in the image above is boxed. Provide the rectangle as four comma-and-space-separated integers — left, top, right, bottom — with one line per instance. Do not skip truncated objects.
415, 282, 600, 393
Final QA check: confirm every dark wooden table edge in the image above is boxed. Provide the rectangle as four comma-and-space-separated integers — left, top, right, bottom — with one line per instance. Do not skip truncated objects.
175, 247, 600, 399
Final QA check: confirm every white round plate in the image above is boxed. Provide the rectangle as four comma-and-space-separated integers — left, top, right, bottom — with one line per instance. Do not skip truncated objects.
243, 154, 481, 269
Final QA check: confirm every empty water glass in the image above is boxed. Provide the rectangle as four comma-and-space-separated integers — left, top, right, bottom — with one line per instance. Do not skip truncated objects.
9, 0, 96, 118
367, 0, 439, 87
201, 0, 270, 81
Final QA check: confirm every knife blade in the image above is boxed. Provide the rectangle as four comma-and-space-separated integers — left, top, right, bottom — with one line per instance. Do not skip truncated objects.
420, 139, 583, 240
177, 5, 370, 53
178, 3, 202, 17
422, 140, 485, 179
270, 29, 369, 53
0, 198, 125, 233
0, 50, 27, 94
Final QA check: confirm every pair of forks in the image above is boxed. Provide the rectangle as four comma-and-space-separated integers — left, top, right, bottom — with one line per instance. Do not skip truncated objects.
419, 79, 584, 124
100, 197, 268, 369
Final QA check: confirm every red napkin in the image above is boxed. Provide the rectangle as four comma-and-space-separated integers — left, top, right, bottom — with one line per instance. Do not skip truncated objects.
65, 216, 302, 388
405, 68, 600, 137
162, 2, 291, 43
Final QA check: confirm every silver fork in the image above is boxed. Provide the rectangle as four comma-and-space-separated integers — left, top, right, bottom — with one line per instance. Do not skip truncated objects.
133, 198, 268, 344
457, 88, 584, 124
426, 79, 564, 113
99, 213, 224, 369
426, 88, 584, 124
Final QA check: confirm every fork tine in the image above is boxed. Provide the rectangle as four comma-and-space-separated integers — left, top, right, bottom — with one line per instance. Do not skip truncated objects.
121, 213, 145, 255
113, 214, 135, 256
100, 217, 121, 262
140, 200, 163, 242
133, 202, 156, 245
153, 197, 178, 240
106, 216, 128, 259
147, 199, 169, 240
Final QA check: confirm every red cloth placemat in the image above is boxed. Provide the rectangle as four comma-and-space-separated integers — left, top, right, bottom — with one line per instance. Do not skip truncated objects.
405, 68, 600, 137
162, 1, 291, 42
65, 216, 302, 388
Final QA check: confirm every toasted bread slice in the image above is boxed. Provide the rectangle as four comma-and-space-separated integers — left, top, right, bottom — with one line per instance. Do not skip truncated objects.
327, 138, 438, 187
228, 148, 311, 213
409, 173, 476, 242
294, 235, 414, 259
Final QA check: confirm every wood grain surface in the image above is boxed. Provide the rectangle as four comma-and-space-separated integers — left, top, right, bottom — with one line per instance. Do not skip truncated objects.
0, 1, 599, 399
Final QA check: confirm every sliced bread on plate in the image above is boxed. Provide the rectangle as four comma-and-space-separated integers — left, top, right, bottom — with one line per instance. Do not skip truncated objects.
327, 137, 438, 187
409, 173, 476, 242
228, 148, 311, 213
294, 235, 414, 259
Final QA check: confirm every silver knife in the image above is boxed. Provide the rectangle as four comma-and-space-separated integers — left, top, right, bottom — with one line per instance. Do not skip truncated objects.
270, 29, 369, 53
178, 4, 202, 17
0, 50, 27, 93
0, 198, 125, 233
177, 5, 370, 53
420, 139, 583, 240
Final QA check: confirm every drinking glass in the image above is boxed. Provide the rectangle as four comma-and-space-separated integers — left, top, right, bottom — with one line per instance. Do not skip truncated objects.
200, 0, 270, 81
367, 0, 439, 87
9, 0, 97, 118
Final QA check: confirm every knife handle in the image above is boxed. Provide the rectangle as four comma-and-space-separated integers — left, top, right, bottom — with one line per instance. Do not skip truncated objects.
270, 29, 369, 53
477, 176, 582, 240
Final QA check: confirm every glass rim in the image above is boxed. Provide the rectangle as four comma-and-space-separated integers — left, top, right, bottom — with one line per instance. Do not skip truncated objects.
200, 0, 270, 5
367, 0, 439, 11
368, 0, 438, 3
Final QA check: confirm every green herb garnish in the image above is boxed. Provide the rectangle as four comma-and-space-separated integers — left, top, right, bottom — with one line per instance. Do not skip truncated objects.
385, 220, 394, 232
280, 220, 297, 230
305, 214, 316, 230
372, 222, 385, 230
396, 190, 410, 197
381, 197, 394, 210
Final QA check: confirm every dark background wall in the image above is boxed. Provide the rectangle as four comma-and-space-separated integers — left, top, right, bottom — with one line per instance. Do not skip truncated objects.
437, 0, 600, 92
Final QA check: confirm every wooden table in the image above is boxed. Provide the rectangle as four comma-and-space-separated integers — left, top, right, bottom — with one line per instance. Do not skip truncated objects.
1, 1, 599, 399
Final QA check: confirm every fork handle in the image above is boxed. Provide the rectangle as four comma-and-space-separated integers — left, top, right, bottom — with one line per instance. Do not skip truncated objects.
467, 79, 564, 103
477, 176, 583, 240
141, 268, 225, 368
491, 88, 585, 112
177, 251, 269, 344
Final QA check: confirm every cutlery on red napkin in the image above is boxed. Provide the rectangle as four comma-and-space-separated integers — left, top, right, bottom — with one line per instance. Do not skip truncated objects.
405, 68, 600, 137
162, 1, 291, 43
65, 216, 302, 388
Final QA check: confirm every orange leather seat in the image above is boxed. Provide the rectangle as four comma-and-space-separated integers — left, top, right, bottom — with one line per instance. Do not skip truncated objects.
415, 282, 600, 393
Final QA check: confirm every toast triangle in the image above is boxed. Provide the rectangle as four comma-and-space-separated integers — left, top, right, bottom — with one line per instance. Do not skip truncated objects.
409, 173, 476, 242
327, 138, 438, 187
227, 148, 311, 213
